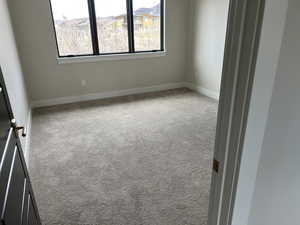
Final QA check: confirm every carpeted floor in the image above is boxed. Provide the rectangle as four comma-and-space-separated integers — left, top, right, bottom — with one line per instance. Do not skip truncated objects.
29, 88, 218, 225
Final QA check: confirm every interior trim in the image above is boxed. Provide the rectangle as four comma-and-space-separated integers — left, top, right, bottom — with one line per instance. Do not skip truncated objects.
186, 82, 220, 100
57, 51, 167, 64
24, 109, 32, 165
31, 82, 186, 108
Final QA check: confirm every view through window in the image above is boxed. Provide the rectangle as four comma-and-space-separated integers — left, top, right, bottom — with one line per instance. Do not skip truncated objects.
50, 0, 93, 56
133, 0, 161, 51
50, 0, 164, 57
94, 0, 129, 54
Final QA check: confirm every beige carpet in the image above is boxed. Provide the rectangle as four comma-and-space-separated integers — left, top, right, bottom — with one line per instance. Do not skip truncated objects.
29, 88, 218, 225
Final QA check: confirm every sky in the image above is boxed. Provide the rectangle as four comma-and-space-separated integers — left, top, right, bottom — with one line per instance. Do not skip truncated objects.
51, 0, 160, 20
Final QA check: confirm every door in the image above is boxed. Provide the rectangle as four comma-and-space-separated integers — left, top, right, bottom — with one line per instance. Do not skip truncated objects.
0, 68, 42, 225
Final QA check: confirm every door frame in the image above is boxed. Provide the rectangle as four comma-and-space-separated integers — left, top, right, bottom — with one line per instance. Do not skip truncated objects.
208, 0, 265, 225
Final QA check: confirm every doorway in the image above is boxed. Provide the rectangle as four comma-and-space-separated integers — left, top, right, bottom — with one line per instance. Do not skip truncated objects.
26, 0, 265, 225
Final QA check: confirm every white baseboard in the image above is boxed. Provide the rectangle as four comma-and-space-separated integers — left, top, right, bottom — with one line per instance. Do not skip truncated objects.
31, 82, 187, 108
185, 82, 219, 100
24, 109, 32, 165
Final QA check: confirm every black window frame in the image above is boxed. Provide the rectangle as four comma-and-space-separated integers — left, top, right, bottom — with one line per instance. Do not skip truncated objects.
49, 0, 165, 58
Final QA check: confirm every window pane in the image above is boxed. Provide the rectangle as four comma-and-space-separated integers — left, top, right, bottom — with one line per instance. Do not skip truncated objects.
94, 0, 129, 53
133, 0, 161, 51
50, 0, 93, 56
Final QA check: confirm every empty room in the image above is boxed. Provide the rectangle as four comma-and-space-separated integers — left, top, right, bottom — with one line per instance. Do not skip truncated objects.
0, 0, 236, 224
2, 0, 299, 225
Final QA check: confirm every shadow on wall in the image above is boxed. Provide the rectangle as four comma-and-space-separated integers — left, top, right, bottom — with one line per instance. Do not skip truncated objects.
186, 0, 230, 98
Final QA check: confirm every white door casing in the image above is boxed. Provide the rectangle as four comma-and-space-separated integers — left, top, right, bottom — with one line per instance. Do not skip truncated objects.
207, 0, 266, 225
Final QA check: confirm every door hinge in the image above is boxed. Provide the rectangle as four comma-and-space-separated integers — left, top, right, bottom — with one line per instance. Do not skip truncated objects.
213, 158, 220, 173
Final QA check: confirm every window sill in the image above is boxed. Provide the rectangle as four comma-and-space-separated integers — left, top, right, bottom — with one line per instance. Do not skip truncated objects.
57, 51, 167, 64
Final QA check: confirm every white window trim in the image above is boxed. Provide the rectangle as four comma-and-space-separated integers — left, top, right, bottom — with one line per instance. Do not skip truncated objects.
57, 51, 167, 64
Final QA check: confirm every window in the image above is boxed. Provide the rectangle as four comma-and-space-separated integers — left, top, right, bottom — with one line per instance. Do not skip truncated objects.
133, 0, 161, 51
49, 0, 164, 58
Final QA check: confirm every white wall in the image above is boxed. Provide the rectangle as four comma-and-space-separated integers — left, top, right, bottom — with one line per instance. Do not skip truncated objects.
7, 0, 190, 102
233, 0, 300, 225
0, 0, 30, 153
248, 0, 300, 224
186, 0, 229, 98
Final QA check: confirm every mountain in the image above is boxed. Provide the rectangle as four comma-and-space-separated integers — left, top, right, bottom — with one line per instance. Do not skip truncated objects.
134, 3, 160, 16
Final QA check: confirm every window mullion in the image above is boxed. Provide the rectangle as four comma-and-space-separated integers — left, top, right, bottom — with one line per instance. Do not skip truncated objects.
126, 0, 135, 53
160, 0, 165, 51
87, 0, 100, 54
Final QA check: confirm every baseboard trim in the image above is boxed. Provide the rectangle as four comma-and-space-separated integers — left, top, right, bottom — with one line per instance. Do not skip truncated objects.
31, 82, 187, 108
24, 109, 32, 165
185, 82, 219, 100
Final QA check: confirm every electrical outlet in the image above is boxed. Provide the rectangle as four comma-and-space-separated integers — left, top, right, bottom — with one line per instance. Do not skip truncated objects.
81, 80, 86, 87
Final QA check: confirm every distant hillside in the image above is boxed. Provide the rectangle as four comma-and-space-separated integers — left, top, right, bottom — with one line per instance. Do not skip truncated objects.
55, 3, 161, 24
134, 3, 160, 16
